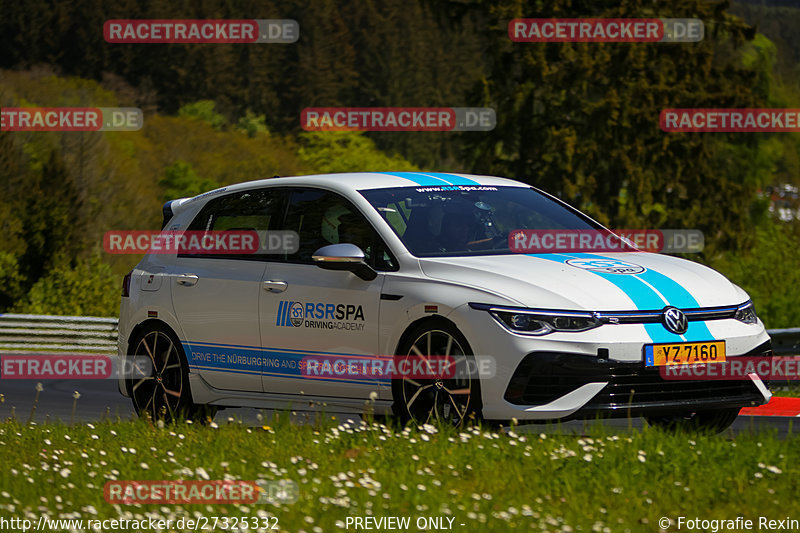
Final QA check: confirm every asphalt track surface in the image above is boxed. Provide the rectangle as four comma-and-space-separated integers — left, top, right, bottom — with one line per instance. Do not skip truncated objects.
0, 378, 795, 437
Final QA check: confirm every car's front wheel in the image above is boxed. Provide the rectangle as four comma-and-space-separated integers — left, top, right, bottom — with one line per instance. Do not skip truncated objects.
645, 407, 740, 434
127, 325, 216, 423
392, 320, 482, 427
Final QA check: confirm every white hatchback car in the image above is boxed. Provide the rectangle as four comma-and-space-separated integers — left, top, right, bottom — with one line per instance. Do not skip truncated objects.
118, 172, 772, 430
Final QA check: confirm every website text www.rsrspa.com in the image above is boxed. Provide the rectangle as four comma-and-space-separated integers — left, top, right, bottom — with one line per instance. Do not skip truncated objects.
0, 515, 279, 532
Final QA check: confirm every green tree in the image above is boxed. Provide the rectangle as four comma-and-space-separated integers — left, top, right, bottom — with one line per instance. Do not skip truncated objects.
715, 220, 800, 328
159, 161, 220, 202
178, 100, 227, 130
0, 132, 29, 308
297, 132, 418, 173
236, 110, 270, 138
14, 253, 120, 317
0, 252, 24, 309
464, 0, 771, 250
20, 150, 86, 282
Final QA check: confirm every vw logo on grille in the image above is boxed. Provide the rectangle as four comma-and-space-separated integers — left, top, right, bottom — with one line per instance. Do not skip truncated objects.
662, 307, 688, 335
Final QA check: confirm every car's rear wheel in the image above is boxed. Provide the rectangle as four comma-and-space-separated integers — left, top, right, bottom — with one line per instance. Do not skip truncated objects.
127, 326, 216, 423
392, 320, 482, 427
645, 407, 740, 434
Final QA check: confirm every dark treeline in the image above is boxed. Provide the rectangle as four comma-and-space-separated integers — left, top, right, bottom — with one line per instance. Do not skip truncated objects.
0, 0, 488, 168
1, 0, 799, 324
0, 1, 781, 234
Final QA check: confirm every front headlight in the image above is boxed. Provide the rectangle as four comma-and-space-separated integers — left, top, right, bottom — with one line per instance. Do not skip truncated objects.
734, 301, 758, 324
489, 309, 602, 336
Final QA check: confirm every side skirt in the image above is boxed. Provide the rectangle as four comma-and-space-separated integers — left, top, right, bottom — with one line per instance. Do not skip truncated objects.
188, 373, 394, 415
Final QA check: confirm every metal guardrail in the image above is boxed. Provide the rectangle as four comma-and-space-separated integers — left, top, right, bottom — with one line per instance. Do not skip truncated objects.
767, 328, 800, 356
0, 314, 118, 355
0, 313, 797, 358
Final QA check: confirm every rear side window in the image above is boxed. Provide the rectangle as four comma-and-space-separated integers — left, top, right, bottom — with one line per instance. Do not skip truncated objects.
182, 189, 288, 259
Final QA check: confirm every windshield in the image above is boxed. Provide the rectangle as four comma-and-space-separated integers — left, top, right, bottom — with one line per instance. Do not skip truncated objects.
360, 185, 605, 257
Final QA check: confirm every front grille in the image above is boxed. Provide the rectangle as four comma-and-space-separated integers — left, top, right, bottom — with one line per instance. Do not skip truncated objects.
583, 368, 759, 410
505, 342, 772, 416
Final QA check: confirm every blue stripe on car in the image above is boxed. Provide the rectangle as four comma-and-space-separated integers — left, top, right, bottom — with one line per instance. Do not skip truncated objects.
529, 252, 714, 343
415, 172, 481, 185
566, 252, 715, 343
378, 172, 450, 186
182, 341, 391, 384
281, 301, 293, 327
276, 301, 285, 326
378, 171, 482, 187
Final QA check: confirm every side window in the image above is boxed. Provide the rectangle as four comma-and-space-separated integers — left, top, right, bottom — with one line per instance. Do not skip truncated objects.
280, 189, 397, 270
182, 189, 287, 259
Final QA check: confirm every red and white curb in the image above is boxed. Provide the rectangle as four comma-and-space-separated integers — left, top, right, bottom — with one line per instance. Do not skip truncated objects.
740, 396, 800, 417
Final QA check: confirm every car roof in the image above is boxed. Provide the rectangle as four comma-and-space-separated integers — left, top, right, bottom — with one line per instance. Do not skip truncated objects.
190, 172, 528, 200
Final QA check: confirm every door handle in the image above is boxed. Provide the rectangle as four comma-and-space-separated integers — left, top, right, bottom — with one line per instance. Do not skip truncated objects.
263, 280, 288, 293
176, 274, 199, 286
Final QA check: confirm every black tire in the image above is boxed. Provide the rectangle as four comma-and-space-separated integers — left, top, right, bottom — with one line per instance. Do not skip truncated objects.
391, 319, 482, 427
645, 407, 740, 434
127, 325, 216, 423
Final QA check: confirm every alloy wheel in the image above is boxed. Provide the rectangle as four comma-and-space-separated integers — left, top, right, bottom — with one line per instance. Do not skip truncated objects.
130, 330, 185, 421
399, 329, 474, 426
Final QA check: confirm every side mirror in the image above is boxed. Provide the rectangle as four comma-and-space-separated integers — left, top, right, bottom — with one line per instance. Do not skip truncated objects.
312, 244, 377, 281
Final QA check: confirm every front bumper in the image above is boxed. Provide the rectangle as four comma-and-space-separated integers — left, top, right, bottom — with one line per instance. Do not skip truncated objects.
503, 341, 772, 421
450, 303, 773, 421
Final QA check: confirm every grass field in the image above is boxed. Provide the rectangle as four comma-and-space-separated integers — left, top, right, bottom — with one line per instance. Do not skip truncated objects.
0, 414, 798, 532
771, 385, 800, 398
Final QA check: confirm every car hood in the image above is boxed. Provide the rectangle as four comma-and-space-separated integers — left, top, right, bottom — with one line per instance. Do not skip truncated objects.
418, 252, 748, 311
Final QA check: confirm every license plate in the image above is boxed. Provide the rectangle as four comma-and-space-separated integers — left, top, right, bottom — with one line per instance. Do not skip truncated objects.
644, 341, 726, 367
